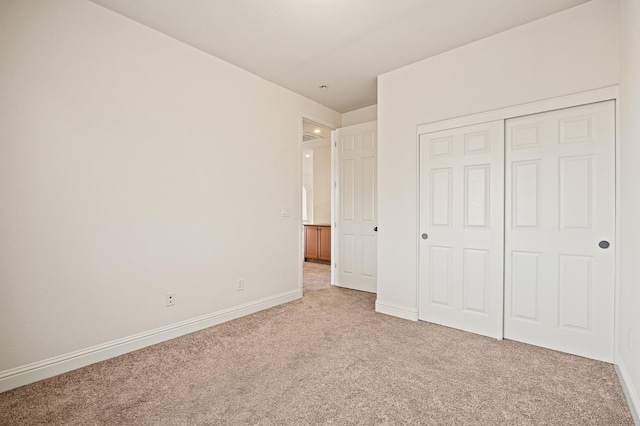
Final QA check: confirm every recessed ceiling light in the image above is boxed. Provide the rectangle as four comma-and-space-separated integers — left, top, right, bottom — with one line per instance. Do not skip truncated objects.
305, 154, 311, 158
319, 85, 328, 90
314, 129, 321, 134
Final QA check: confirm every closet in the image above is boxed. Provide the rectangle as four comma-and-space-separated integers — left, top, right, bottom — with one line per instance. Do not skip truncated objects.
418, 99, 616, 362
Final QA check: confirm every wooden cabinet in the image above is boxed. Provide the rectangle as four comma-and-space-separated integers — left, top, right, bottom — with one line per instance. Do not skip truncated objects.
304, 225, 331, 262
318, 226, 331, 261
305, 226, 319, 259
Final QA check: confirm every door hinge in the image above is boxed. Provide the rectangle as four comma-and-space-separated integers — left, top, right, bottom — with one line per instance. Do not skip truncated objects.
334, 182, 337, 188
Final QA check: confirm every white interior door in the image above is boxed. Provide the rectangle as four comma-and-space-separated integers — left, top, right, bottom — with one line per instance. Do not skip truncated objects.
504, 101, 615, 362
336, 121, 377, 293
419, 121, 504, 339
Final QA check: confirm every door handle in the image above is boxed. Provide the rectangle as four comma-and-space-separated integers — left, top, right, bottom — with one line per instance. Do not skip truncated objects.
421, 233, 428, 240
374, 227, 378, 232
599, 240, 610, 249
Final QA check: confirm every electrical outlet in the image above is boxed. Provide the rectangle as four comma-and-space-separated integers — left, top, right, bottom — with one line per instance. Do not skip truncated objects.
166, 293, 175, 307
281, 207, 290, 217
237, 278, 244, 291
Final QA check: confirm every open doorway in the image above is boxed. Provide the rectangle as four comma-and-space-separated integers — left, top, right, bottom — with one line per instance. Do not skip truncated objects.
301, 118, 334, 293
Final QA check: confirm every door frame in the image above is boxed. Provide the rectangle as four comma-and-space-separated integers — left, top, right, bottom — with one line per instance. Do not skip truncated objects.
298, 113, 339, 295
416, 86, 620, 351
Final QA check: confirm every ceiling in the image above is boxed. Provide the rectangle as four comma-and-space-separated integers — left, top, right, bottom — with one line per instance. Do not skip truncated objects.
89, 0, 590, 113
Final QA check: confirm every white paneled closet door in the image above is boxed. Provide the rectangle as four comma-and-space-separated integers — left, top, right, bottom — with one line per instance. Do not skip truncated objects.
504, 101, 616, 362
419, 121, 504, 339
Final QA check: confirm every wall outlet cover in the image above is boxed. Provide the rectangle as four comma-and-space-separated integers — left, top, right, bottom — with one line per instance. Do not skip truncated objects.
166, 293, 175, 307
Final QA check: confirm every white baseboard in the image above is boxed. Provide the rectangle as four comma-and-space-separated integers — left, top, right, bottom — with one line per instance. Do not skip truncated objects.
0, 290, 300, 393
375, 300, 418, 321
616, 360, 640, 425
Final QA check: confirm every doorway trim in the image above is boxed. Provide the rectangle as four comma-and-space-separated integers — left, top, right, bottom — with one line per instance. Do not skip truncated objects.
299, 113, 339, 296
416, 86, 619, 135
415, 85, 620, 351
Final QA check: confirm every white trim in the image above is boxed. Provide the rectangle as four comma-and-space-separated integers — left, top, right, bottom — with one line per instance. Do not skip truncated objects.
375, 300, 418, 321
333, 127, 340, 287
417, 86, 619, 135
415, 122, 422, 325
616, 360, 640, 423
0, 290, 300, 393
337, 120, 378, 134
331, 128, 337, 285
614, 98, 622, 366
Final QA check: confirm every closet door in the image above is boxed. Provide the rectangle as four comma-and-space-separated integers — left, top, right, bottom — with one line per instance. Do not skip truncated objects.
504, 101, 615, 362
419, 121, 504, 339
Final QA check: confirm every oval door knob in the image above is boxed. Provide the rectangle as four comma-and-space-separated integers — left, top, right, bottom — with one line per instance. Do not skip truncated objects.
421, 233, 428, 240
599, 240, 610, 249
374, 227, 378, 232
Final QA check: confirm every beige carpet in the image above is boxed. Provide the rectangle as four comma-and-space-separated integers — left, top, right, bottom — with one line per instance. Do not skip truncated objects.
303, 261, 331, 292
0, 286, 633, 425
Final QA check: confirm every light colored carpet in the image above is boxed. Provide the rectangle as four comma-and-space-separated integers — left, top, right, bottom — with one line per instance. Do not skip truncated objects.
0, 287, 633, 425
303, 261, 331, 292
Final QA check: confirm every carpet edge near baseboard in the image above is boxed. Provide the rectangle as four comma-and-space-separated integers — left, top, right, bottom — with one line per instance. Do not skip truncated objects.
0, 289, 301, 394
375, 300, 418, 321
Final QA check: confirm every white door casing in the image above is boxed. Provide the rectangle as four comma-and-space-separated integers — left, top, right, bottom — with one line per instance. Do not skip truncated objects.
418, 121, 505, 339
504, 101, 616, 362
336, 121, 377, 293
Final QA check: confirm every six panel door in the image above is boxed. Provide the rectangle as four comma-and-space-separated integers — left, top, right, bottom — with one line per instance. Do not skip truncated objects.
336, 121, 377, 293
504, 101, 615, 362
419, 121, 504, 339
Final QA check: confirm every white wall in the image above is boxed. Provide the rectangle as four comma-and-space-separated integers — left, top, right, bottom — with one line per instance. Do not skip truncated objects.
377, 0, 619, 313
342, 105, 377, 127
0, 0, 340, 385
618, 0, 640, 415
312, 145, 332, 224
302, 173, 313, 224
